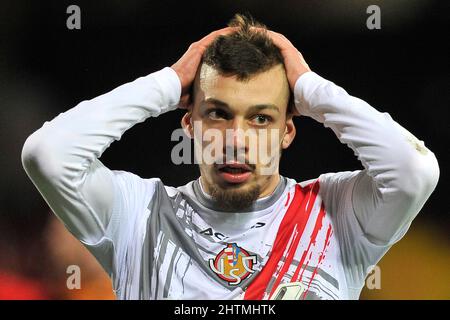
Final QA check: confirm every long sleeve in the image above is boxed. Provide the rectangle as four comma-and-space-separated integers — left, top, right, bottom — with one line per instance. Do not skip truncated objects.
293, 72, 439, 291
21, 67, 181, 246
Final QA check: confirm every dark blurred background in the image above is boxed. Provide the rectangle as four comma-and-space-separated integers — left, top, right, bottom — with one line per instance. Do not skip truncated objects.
0, 0, 448, 299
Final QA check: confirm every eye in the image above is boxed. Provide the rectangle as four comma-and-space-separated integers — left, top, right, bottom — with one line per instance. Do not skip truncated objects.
251, 114, 272, 126
207, 109, 229, 120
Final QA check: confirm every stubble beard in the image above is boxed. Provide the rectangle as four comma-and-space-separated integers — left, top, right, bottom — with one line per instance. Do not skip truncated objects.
209, 182, 261, 212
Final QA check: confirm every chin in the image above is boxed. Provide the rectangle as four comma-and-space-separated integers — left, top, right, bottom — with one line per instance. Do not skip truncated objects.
209, 180, 261, 211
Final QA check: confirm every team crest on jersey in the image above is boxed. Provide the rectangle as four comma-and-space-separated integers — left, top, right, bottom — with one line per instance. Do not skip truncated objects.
209, 243, 257, 286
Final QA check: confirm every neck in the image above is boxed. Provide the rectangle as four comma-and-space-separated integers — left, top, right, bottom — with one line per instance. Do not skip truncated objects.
195, 174, 287, 213
259, 174, 281, 198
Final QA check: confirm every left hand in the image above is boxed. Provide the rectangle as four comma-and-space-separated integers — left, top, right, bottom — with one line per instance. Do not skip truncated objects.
171, 27, 236, 109
266, 30, 311, 91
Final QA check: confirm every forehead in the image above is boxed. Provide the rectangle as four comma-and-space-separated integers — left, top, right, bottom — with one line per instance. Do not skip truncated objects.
195, 64, 289, 110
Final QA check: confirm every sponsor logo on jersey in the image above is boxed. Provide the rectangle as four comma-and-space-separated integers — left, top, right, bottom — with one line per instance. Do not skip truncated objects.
209, 243, 257, 285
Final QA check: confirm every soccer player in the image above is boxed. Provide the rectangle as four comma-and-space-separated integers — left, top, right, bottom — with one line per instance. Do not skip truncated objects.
21, 15, 439, 300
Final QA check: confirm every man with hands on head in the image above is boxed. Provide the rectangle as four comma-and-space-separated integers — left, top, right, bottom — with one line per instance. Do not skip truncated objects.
22, 14, 439, 300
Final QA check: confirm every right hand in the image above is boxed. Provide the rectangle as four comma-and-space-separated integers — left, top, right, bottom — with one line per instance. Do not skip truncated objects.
171, 27, 236, 109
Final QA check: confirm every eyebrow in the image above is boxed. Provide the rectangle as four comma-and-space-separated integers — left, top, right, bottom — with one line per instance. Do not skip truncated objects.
203, 97, 280, 113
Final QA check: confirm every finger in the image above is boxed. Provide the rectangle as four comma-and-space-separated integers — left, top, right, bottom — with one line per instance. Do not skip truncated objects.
270, 30, 293, 44
198, 27, 236, 46
272, 30, 288, 40
267, 30, 290, 49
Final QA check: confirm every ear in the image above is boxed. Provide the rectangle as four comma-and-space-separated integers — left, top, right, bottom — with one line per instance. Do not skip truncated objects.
181, 111, 194, 139
281, 114, 296, 149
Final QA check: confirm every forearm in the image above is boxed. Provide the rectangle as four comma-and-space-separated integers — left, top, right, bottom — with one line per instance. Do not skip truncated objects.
21, 67, 181, 242
23, 67, 180, 175
293, 72, 439, 243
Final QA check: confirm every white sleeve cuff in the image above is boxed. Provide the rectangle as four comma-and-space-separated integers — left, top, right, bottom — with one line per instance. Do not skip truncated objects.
150, 67, 182, 112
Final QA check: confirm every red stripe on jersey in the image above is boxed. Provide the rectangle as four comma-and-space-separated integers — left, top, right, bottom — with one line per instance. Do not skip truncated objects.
267, 181, 321, 299
291, 201, 326, 283
244, 180, 320, 300
302, 223, 333, 299
284, 191, 290, 207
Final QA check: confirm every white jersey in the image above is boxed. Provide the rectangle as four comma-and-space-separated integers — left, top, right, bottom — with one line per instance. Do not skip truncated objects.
21, 67, 439, 300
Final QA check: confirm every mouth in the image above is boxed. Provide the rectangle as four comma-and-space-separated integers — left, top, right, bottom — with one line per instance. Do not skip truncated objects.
215, 162, 253, 184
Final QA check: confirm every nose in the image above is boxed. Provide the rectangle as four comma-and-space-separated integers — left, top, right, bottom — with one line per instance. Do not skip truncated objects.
224, 117, 248, 159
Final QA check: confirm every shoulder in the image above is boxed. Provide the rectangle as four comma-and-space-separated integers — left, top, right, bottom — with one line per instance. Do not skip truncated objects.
285, 170, 363, 200
286, 170, 361, 187
111, 171, 198, 203
318, 170, 363, 188
110, 170, 175, 204
112, 170, 162, 190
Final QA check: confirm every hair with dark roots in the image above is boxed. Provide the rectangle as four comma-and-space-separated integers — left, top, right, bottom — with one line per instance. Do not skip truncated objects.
202, 13, 284, 81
